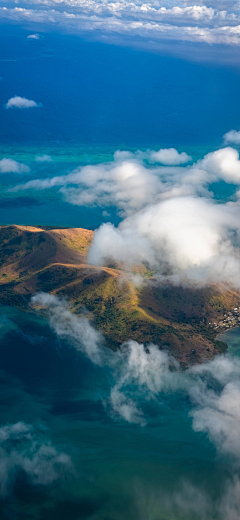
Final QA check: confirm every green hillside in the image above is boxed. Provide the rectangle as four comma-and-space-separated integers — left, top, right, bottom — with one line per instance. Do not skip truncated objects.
0, 225, 238, 366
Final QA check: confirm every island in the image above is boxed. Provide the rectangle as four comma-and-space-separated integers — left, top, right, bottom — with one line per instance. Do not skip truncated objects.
0, 225, 239, 366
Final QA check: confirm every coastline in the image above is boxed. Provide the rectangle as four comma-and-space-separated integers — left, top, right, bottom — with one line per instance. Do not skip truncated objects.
217, 325, 240, 355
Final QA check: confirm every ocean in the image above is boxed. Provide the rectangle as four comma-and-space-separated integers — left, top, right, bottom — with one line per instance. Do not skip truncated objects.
0, 304, 229, 520
1, 25, 240, 227
1, 23, 240, 519
1, 25, 240, 150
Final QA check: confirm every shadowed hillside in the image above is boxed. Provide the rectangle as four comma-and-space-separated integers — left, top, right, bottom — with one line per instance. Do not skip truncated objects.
0, 225, 239, 366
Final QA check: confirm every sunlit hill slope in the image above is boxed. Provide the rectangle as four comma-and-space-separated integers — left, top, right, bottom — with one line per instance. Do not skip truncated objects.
0, 225, 238, 366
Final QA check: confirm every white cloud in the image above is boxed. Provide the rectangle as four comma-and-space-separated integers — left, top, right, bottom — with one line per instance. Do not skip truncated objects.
88, 222, 156, 268
1, 1, 239, 29
91, 148, 240, 287
224, 129, 240, 144
15, 145, 240, 205
32, 291, 240, 464
109, 387, 146, 425
0, 422, 73, 497
27, 289, 240, 520
199, 146, 240, 183
14, 155, 166, 212
187, 357, 240, 460
191, 381, 240, 459
31, 292, 103, 365
149, 148, 192, 165
35, 154, 52, 162
5, 96, 42, 109
88, 195, 240, 288
2, 4, 240, 50
108, 340, 180, 424
109, 339, 240, 461
12, 145, 240, 288
27, 33, 40, 39
115, 340, 179, 394
11, 147, 196, 211
0, 158, 30, 173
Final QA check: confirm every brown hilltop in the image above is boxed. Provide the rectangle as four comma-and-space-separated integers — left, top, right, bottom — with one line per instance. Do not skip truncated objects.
0, 225, 94, 277
0, 224, 238, 366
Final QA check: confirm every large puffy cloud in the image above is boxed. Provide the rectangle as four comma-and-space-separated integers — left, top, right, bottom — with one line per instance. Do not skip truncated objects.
13, 145, 240, 287
123, 195, 238, 269
88, 195, 240, 286
0, 422, 73, 497
87, 222, 156, 268
13, 146, 240, 205
0, 158, 30, 173
85, 148, 240, 286
5, 96, 42, 109
199, 146, 240, 183
12, 151, 173, 212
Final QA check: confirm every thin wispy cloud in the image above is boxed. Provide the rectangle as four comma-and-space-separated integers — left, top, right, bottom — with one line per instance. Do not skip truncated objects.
29, 288, 240, 520
31, 293, 104, 365
32, 291, 240, 464
35, 154, 52, 162
0, 421, 73, 497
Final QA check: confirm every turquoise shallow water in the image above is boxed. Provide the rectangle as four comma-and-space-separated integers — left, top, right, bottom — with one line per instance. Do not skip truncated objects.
0, 142, 238, 229
0, 304, 236, 519
0, 145, 123, 228
1, 23, 240, 518
218, 326, 240, 356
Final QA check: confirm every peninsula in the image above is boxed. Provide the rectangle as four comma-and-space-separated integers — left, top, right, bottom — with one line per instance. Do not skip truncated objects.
0, 225, 239, 366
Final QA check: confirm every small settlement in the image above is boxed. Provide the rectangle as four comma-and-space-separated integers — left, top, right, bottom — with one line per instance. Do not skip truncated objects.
209, 308, 240, 331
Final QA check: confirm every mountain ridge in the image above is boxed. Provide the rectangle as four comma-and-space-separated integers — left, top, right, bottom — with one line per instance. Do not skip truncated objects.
0, 224, 238, 366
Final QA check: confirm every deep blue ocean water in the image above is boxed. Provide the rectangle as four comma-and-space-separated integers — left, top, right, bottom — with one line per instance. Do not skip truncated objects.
0, 24, 240, 518
1, 26, 240, 148
1, 25, 240, 227
0, 305, 231, 520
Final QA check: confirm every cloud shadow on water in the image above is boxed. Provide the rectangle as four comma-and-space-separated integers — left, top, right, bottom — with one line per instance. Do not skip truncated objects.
0, 196, 42, 209
50, 398, 108, 422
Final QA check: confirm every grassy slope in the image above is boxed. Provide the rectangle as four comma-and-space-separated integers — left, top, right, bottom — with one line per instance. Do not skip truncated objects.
0, 225, 238, 365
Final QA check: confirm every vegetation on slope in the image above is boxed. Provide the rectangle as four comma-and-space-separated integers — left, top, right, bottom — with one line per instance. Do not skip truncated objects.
0, 225, 238, 365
